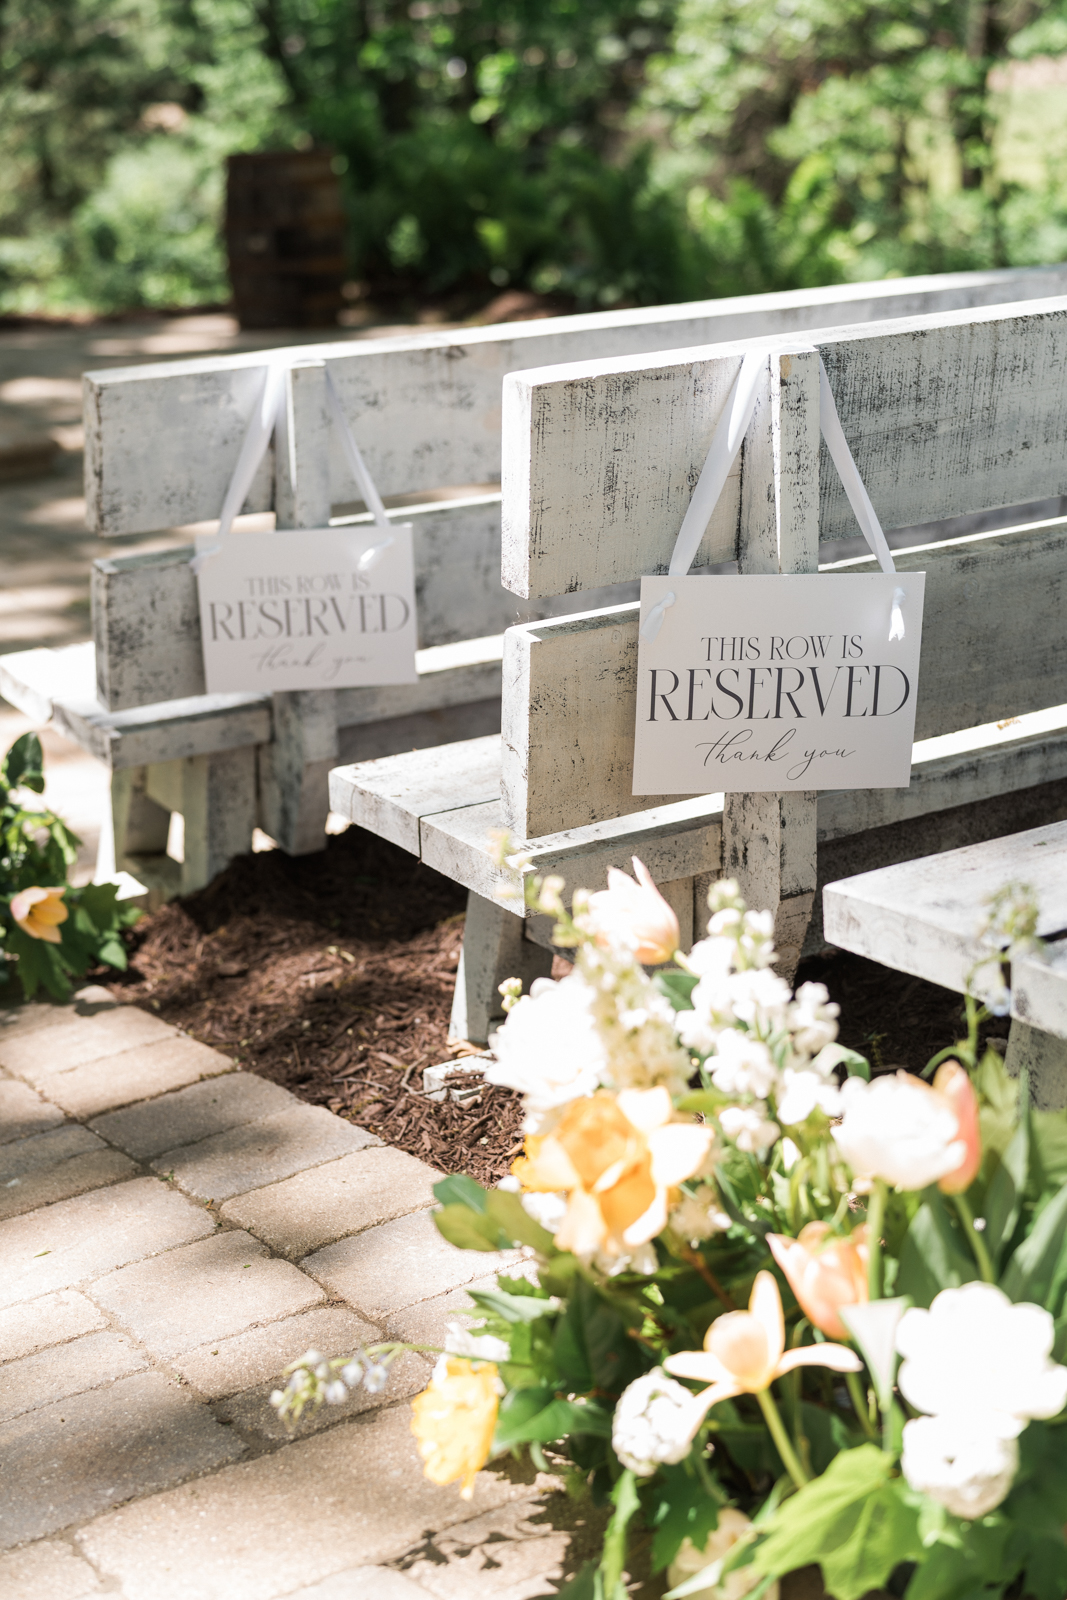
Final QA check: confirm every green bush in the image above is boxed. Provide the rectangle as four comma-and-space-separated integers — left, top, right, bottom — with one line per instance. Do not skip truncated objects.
0, 734, 140, 1002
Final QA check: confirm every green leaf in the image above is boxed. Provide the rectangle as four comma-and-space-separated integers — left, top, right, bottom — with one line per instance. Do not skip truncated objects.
655, 970, 699, 1011
433, 1173, 488, 1211
493, 1386, 611, 1446
896, 1191, 978, 1308
816, 1043, 870, 1080
2, 732, 45, 793
485, 1188, 556, 1252
647, 1463, 720, 1573
467, 1288, 555, 1324
4, 925, 72, 1000
1002, 1179, 1067, 1307
600, 1469, 641, 1600
432, 1203, 507, 1252
982, 1111, 1028, 1267
751, 1445, 909, 1596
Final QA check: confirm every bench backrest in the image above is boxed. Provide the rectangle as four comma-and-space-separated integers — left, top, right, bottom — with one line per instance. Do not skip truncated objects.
85, 269, 1067, 712
499, 298, 1067, 838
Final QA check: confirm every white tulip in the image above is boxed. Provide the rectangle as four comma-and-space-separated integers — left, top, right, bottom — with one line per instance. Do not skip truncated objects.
611, 1370, 703, 1475
832, 1072, 965, 1190
897, 1282, 1067, 1438
901, 1415, 1018, 1519
485, 973, 606, 1127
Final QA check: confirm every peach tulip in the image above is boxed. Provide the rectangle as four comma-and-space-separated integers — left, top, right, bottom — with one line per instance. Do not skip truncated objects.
10, 885, 67, 945
588, 856, 680, 965
933, 1062, 981, 1195
512, 1086, 712, 1259
767, 1223, 868, 1341
664, 1270, 862, 1412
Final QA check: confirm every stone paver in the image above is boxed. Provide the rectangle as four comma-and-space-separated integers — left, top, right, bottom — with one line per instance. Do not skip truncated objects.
0, 1289, 105, 1362
386, 1272, 504, 1353
302, 1209, 509, 1319
154, 1106, 380, 1202
75, 1403, 523, 1600
220, 1147, 441, 1259
0, 1537, 103, 1600
283, 1568, 430, 1599
0, 1177, 214, 1310
397, 1498, 574, 1600
91, 1072, 298, 1160
173, 1306, 378, 1401
0, 1006, 173, 1076
0, 987, 117, 1045
0, 1124, 135, 1220
24, 1036, 235, 1119
0, 1077, 65, 1145
90, 1230, 324, 1359
0, 1329, 146, 1423
0, 1369, 244, 1549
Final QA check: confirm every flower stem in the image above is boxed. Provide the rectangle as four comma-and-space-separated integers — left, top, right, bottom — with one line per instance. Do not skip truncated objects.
866, 1179, 888, 1302
757, 1385, 810, 1489
680, 1245, 737, 1311
844, 1371, 878, 1441
952, 1191, 996, 1284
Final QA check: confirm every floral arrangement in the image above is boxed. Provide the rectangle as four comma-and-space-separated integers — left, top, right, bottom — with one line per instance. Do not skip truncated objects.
274, 859, 1067, 1600
1, 732, 139, 999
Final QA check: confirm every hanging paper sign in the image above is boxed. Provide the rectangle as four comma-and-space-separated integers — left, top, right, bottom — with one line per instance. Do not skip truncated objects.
633, 570, 925, 793
196, 522, 418, 694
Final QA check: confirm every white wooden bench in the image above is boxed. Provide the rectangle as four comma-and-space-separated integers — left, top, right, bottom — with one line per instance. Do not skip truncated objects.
823, 822, 1067, 1107
329, 294, 1067, 1043
4, 267, 1066, 899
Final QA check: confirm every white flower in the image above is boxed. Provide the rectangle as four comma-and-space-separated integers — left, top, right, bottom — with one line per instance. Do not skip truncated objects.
788, 982, 840, 1056
341, 1360, 363, 1387
720, 1103, 780, 1155
670, 1185, 731, 1243
710, 1030, 777, 1098
901, 1415, 1018, 1519
611, 1370, 703, 1475
324, 1380, 348, 1405
486, 973, 605, 1127
363, 1363, 389, 1393
726, 968, 792, 1028
776, 1067, 841, 1126
588, 856, 680, 965
897, 1283, 1067, 1438
444, 1321, 510, 1364
832, 1072, 965, 1190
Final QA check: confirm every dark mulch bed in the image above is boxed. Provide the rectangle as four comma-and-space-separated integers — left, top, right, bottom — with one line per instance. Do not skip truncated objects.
104, 826, 1010, 1177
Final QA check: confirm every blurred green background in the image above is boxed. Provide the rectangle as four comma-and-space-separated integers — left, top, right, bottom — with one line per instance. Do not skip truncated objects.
3, 0, 1067, 319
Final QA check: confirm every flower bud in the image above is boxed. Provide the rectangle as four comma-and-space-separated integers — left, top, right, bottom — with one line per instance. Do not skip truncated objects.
341, 1360, 364, 1387
588, 856, 680, 965
768, 1222, 868, 1341
363, 1362, 388, 1393
324, 1380, 348, 1405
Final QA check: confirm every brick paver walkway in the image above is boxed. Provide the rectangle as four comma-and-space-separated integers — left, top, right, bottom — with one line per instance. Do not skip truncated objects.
0, 989, 592, 1600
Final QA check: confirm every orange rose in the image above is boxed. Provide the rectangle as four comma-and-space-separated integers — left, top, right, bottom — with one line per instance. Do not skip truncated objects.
768, 1222, 868, 1341
10, 885, 67, 945
512, 1087, 712, 1259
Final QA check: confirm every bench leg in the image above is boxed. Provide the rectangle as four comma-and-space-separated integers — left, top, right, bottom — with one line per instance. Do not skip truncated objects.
1005, 1019, 1067, 1110
100, 767, 171, 883
259, 690, 338, 856
723, 791, 816, 981
177, 748, 258, 895
449, 891, 554, 1047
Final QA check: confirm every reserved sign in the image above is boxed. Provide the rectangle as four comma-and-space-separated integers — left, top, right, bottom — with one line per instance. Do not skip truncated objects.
633, 572, 926, 793
196, 524, 419, 694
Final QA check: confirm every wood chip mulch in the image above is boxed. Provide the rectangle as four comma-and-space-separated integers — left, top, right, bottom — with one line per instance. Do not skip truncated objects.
101, 822, 1010, 1182
103, 826, 528, 1184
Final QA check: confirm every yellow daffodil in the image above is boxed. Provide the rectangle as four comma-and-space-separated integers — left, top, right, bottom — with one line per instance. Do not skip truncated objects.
664, 1270, 862, 1410
512, 1086, 713, 1260
410, 1357, 499, 1499
10, 885, 67, 944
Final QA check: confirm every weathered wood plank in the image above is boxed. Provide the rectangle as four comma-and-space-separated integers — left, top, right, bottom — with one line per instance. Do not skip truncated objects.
420, 793, 724, 908
327, 734, 502, 855
502, 298, 1067, 597
52, 693, 271, 771
1012, 943, 1067, 1044
84, 267, 1067, 537
822, 819, 1067, 995
0, 642, 96, 725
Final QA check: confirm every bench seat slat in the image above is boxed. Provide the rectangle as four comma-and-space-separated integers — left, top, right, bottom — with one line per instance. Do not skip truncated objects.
327, 735, 502, 855
1013, 944, 1067, 1041
823, 820, 1067, 996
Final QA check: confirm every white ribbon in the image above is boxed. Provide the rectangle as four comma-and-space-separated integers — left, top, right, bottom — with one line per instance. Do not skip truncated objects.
191, 359, 394, 576
641, 348, 905, 643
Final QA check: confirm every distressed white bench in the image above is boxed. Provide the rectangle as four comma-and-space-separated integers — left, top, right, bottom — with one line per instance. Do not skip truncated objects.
4, 267, 1066, 899
330, 294, 1067, 1043
823, 822, 1067, 1107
